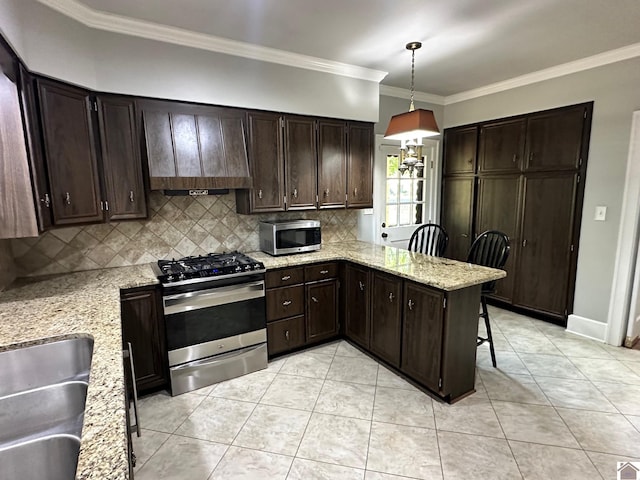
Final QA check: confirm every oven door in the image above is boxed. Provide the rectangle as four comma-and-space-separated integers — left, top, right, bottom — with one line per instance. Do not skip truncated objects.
163, 279, 266, 367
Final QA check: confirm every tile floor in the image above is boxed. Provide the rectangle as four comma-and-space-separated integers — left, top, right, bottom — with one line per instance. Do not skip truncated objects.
132, 306, 640, 479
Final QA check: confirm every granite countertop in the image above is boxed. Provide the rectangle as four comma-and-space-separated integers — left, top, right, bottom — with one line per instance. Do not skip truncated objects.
0, 265, 158, 480
0, 240, 504, 479
250, 240, 505, 291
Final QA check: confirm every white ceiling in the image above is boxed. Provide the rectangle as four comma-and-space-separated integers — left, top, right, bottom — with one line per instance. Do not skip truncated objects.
45, 0, 640, 98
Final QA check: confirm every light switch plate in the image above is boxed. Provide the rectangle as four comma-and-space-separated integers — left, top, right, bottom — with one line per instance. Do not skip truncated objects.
594, 206, 607, 221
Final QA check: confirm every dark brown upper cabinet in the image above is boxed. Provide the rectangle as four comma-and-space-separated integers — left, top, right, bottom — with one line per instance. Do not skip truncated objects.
347, 122, 374, 208
524, 105, 588, 172
443, 126, 477, 175
37, 79, 103, 225
441, 176, 475, 262
478, 118, 526, 173
97, 95, 147, 221
318, 119, 347, 209
236, 111, 286, 213
140, 99, 251, 191
284, 115, 317, 210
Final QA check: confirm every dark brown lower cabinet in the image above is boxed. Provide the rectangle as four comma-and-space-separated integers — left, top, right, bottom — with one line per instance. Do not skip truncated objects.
344, 263, 371, 349
120, 286, 168, 393
267, 316, 306, 355
306, 280, 338, 342
370, 271, 402, 367
401, 282, 444, 392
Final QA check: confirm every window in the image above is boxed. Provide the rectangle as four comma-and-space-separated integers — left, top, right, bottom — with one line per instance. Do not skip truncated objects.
384, 154, 425, 227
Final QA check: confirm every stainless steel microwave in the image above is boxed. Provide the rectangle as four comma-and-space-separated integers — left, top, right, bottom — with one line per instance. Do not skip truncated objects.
259, 220, 321, 256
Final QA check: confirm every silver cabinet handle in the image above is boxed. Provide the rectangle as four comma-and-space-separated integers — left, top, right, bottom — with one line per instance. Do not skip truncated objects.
129, 190, 135, 202
311, 296, 319, 303
41, 193, 51, 208
408, 299, 415, 310
522, 239, 527, 247
389, 292, 394, 302
354, 187, 358, 196
257, 189, 263, 199
358, 281, 365, 291
65, 192, 71, 205
461, 234, 469, 238
283, 300, 292, 306
292, 188, 298, 199
285, 330, 290, 341
281, 275, 291, 281
512, 154, 517, 163
324, 188, 329, 196
320, 270, 329, 275
127, 342, 141, 437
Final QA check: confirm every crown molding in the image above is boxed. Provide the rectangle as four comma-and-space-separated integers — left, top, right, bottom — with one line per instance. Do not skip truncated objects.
379, 85, 445, 106
444, 42, 640, 105
36, 0, 388, 83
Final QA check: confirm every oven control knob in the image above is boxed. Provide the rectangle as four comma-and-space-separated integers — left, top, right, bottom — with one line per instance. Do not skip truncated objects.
244, 265, 251, 271
178, 273, 185, 280
235, 266, 242, 272
167, 275, 175, 282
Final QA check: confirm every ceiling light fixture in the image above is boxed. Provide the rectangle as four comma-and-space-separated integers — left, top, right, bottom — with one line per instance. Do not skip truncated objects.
384, 41, 439, 177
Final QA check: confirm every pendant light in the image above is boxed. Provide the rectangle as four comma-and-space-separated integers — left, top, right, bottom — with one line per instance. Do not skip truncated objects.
384, 41, 439, 177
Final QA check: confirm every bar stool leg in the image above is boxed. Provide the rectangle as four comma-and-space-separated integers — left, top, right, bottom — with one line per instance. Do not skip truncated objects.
481, 295, 497, 368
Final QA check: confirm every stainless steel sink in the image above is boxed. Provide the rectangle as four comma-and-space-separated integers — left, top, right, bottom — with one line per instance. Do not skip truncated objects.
0, 381, 88, 446
0, 337, 93, 397
0, 435, 81, 480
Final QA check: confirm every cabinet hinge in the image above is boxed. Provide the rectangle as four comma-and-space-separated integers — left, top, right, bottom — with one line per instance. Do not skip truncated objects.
570, 244, 574, 252
577, 175, 580, 184
92, 100, 98, 111
430, 159, 434, 169
345, 193, 348, 201
283, 195, 287, 205
579, 157, 583, 167
438, 378, 442, 389
443, 298, 447, 309
583, 109, 587, 119
104, 200, 109, 211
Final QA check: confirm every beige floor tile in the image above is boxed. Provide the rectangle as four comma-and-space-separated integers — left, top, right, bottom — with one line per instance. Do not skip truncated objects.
479, 369, 550, 405
335, 341, 369, 358
138, 391, 205, 434
373, 386, 435, 428
548, 336, 614, 359
492, 401, 579, 448
210, 446, 292, 480
535, 377, 617, 412
592, 381, 640, 415
288, 458, 365, 480
132, 429, 170, 472
433, 395, 504, 438
367, 422, 442, 479
365, 472, 423, 480
260, 374, 324, 411
586, 451, 640, 480
438, 430, 520, 480
136, 435, 227, 480
602, 345, 640, 362
519, 353, 586, 379
624, 360, 640, 376
210, 370, 276, 402
476, 350, 529, 374
326, 355, 379, 385
557, 408, 640, 457
190, 384, 216, 396
232, 404, 310, 456
315, 380, 375, 420
376, 367, 418, 391
305, 340, 340, 356
266, 358, 286, 373
509, 441, 601, 480
506, 333, 563, 355
279, 351, 334, 379
627, 414, 640, 431
174, 397, 255, 444
570, 357, 640, 385
297, 413, 371, 469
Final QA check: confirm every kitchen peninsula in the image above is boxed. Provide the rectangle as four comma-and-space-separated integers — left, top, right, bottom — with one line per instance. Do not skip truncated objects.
0, 240, 503, 479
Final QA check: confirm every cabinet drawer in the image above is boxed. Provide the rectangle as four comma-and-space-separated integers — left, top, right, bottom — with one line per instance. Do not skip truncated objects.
266, 285, 305, 321
304, 262, 338, 282
267, 316, 306, 355
266, 267, 304, 288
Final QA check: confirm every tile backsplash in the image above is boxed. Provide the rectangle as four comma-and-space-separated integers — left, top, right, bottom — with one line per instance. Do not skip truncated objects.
0, 240, 16, 290
10, 192, 359, 277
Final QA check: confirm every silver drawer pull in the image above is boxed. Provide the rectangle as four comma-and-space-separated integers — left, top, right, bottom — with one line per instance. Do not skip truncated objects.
324, 188, 329, 196
258, 189, 263, 199
293, 188, 298, 198
389, 292, 394, 302
283, 300, 292, 306
320, 270, 329, 275
129, 190, 135, 202
41, 193, 51, 208
359, 281, 365, 291
311, 296, 319, 303
285, 330, 290, 341
281, 275, 291, 281
408, 299, 415, 310
65, 192, 71, 205
354, 187, 358, 196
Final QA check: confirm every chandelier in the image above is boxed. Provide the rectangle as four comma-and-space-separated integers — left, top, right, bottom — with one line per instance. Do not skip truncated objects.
384, 42, 439, 177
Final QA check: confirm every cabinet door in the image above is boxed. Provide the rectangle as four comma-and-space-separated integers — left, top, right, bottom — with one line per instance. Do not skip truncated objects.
344, 264, 371, 349
267, 316, 305, 356
318, 120, 347, 208
121, 287, 168, 393
524, 105, 587, 172
478, 118, 526, 173
97, 96, 147, 221
306, 280, 339, 342
37, 79, 103, 224
370, 271, 402, 367
266, 285, 305, 321
18, 66, 52, 230
247, 112, 285, 211
443, 126, 477, 175
441, 176, 475, 261
401, 282, 443, 391
514, 173, 577, 316
476, 175, 522, 302
347, 122, 373, 208
285, 116, 317, 210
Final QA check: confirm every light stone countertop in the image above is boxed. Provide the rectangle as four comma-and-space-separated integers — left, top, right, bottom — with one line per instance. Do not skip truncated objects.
249, 240, 505, 291
0, 240, 504, 479
0, 265, 158, 480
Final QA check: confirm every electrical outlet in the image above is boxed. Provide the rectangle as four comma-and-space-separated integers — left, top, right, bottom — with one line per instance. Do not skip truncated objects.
594, 206, 607, 221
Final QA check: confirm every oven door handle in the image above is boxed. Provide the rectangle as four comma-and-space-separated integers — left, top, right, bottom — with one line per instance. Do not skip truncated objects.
163, 281, 265, 315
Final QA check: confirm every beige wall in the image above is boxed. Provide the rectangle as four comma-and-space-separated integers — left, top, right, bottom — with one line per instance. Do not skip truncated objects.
0, 240, 16, 290
9, 192, 358, 277
444, 57, 640, 325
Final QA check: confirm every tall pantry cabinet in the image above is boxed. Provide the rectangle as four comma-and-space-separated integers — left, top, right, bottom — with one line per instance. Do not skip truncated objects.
441, 103, 593, 322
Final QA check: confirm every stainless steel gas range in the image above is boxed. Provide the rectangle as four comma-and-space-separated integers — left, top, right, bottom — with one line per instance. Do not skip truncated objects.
154, 252, 267, 396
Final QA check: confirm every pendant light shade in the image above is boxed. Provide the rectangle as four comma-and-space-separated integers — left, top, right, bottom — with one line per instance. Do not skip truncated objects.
384, 108, 439, 140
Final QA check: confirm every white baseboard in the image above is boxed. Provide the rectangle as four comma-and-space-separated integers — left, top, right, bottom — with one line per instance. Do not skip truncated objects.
566, 315, 608, 342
